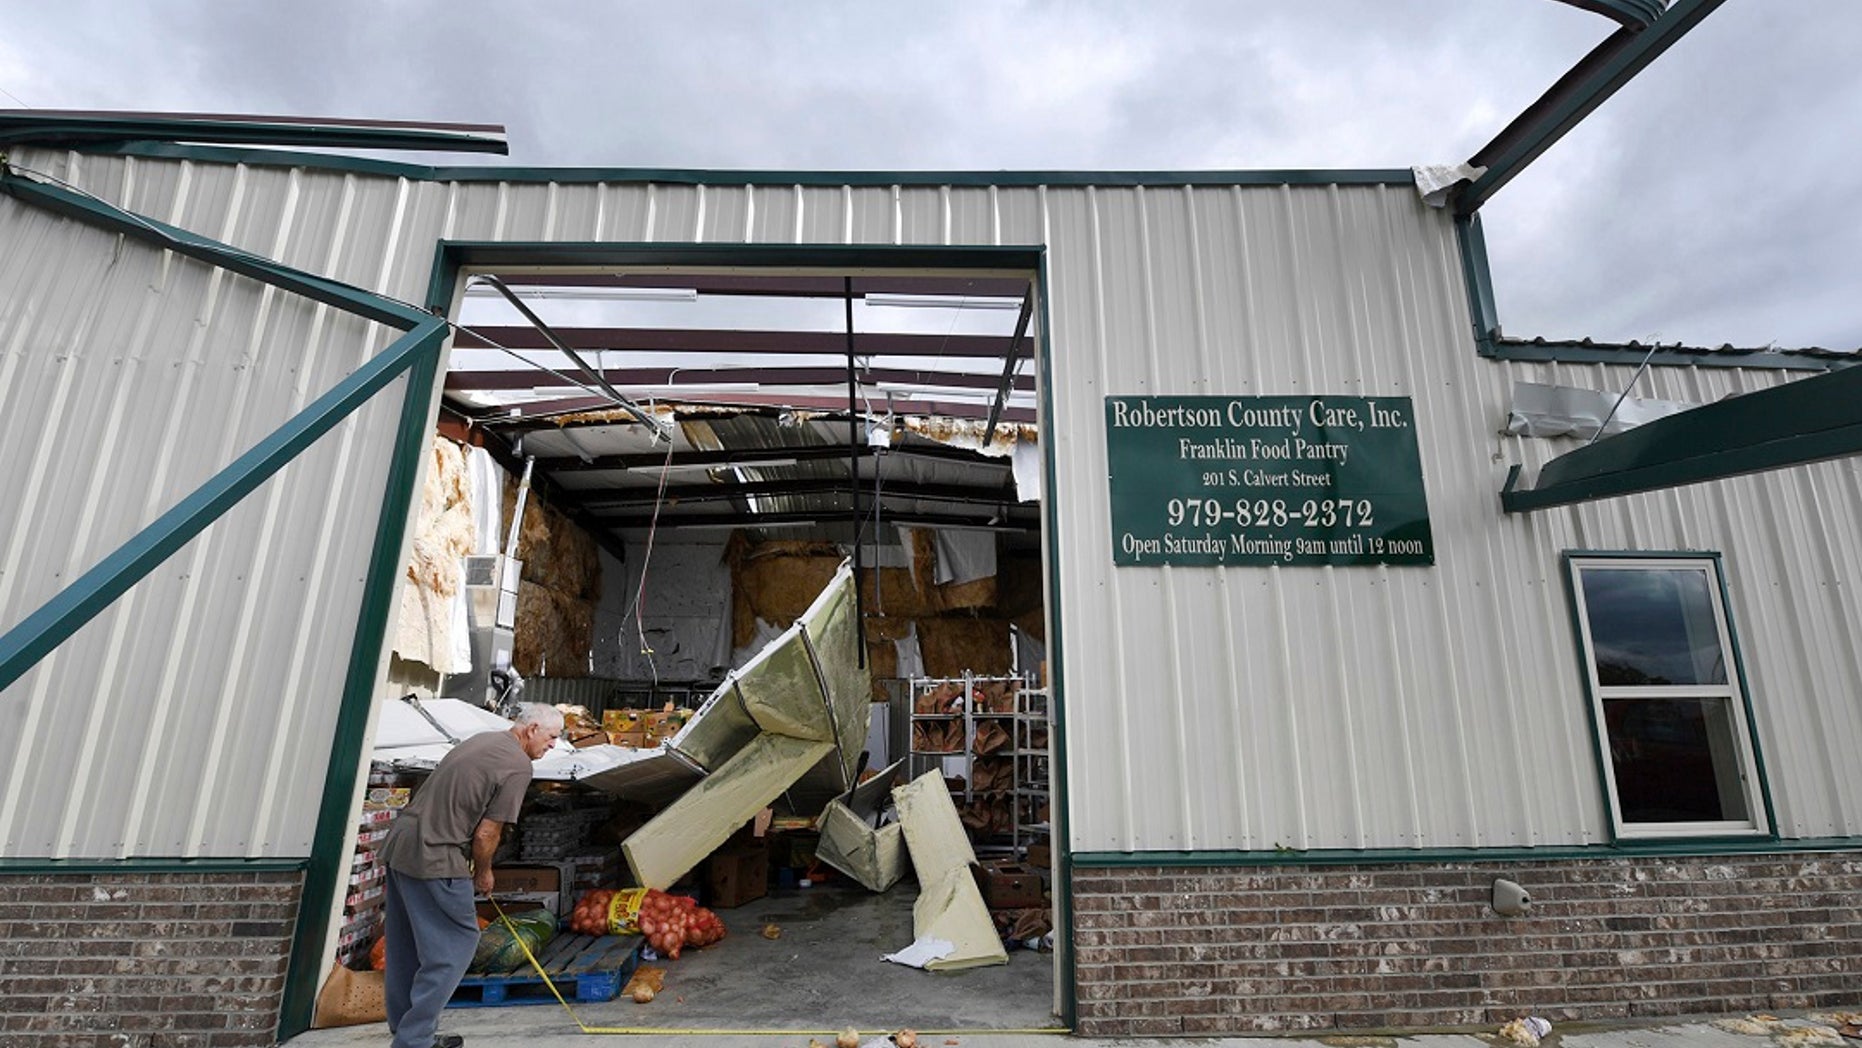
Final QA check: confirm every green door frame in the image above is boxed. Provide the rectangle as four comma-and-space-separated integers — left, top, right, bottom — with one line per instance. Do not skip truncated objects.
425, 239, 1076, 1027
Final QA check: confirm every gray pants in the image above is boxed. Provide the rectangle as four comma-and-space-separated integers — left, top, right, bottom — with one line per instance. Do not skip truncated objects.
384, 870, 480, 1048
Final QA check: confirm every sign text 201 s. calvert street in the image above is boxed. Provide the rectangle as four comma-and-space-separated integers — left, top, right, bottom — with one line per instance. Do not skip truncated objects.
1105, 395, 1434, 567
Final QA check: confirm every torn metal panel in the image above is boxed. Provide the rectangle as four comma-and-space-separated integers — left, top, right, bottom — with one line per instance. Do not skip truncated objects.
622, 732, 834, 889
814, 758, 908, 893
1502, 361, 1862, 512
668, 681, 761, 773
892, 770, 1008, 971
1505, 381, 1693, 439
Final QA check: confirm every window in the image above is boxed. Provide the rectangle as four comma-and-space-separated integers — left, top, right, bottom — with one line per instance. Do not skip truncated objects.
1566, 555, 1767, 840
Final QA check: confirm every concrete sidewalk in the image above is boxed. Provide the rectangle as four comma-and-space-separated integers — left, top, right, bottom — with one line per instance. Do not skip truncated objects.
285, 1009, 1862, 1048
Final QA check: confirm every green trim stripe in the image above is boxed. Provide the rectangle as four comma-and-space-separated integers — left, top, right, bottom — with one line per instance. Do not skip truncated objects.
1071, 836, 1862, 868
73, 141, 1414, 189
281, 346, 443, 1038
0, 858, 307, 874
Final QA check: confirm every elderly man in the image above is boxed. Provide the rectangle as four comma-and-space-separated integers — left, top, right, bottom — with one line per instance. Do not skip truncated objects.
379, 702, 563, 1048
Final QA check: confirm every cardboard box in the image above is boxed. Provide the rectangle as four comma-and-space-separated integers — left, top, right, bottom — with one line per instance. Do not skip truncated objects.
491, 865, 561, 894
608, 730, 647, 749
704, 842, 769, 909
602, 708, 644, 733
976, 860, 1044, 910
567, 726, 610, 749
1024, 842, 1051, 870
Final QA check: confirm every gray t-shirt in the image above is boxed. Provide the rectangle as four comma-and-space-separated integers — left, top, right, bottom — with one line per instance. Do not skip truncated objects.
380, 729, 532, 879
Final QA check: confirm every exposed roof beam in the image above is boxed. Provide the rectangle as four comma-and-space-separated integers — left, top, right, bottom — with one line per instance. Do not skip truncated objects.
489, 272, 1032, 299
464, 392, 1036, 426
1501, 362, 1862, 512
984, 287, 1036, 444
588, 508, 1037, 532
454, 325, 1018, 359
578, 478, 1018, 509
445, 365, 1034, 393
1548, 0, 1667, 29
1455, 0, 1725, 215
543, 443, 1009, 473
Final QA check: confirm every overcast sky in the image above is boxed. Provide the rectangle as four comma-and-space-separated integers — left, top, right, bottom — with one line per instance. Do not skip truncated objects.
2, 1, 1856, 350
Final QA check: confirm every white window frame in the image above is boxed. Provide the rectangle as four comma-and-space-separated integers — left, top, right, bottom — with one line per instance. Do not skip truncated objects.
1566, 554, 1768, 841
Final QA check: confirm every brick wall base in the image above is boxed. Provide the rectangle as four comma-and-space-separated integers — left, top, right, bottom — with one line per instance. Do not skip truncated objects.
1071, 853, 1862, 1037
0, 871, 303, 1048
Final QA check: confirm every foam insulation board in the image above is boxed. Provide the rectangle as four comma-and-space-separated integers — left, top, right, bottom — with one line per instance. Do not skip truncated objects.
783, 566, 876, 809
733, 620, 831, 741
669, 682, 762, 773
892, 770, 1008, 970
814, 758, 908, 892
622, 732, 834, 889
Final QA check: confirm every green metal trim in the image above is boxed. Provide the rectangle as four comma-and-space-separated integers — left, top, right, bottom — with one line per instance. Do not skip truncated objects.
0, 172, 430, 329
0, 110, 507, 154
279, 345, 445, 1039
0, 172, 448, 692
1456, 0, 1727, 215
1029, 254, 1076, 1030
0, 857, 307, 874
441, 240, 1044, 274
1708, 552, 1780, 837
1455, 212, 1499, 357
71, 141, 1414, 189
1552, 0, 1667, 28
0, 320, 447, 692
1501, 362, 1862, 512
1071, 836, 1862, 868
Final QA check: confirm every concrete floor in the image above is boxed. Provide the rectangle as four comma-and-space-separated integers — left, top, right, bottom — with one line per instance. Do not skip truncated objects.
296, 882, 1058, 1047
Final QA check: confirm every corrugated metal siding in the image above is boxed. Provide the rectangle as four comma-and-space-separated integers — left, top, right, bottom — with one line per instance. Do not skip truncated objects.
0, 177, 408, 859
11, 148, 1861, 860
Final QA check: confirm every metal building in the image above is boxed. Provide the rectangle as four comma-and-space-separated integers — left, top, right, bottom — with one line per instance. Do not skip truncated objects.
4, 8, 1861, 1041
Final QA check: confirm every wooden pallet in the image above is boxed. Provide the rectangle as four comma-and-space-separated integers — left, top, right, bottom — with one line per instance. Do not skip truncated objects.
449, 932, 642, 1007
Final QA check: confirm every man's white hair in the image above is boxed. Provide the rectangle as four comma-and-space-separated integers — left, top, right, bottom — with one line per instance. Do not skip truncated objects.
510, 702, 564, 730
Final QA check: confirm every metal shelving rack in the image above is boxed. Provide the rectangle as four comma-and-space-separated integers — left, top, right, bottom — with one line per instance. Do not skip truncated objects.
907, 672, 1050, 858
1010, 684, 1051, 858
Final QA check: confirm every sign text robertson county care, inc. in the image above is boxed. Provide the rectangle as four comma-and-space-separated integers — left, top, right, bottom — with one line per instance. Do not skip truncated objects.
1105, 395, 1434, 567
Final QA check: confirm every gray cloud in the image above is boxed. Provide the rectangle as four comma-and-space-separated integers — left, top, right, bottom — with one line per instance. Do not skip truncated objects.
1, 0, 1855, 348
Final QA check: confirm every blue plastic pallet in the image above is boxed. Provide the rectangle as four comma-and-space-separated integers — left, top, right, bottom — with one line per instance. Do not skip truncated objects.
449, 932, 642, 1007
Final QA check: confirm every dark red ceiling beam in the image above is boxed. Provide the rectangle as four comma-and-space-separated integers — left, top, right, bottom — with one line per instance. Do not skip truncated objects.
462, 392, 1036, 426
453, 325, 1017, 358
485, 273, 1030, 299
445, 365, 1033, 393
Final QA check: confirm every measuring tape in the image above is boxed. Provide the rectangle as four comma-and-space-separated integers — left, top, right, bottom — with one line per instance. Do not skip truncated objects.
485, 897, 1070, 1038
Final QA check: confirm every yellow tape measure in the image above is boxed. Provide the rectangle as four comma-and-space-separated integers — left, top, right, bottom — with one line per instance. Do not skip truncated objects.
485, 897, 1068, 1038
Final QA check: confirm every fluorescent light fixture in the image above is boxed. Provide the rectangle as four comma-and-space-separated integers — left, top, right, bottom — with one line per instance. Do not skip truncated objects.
465, 285, 699, 303
863, 294, 1022, 310
624, 456, 798, 473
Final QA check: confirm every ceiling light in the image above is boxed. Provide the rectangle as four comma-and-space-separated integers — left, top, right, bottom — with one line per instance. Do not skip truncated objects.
465, 285, 699, 303
863, 294, 1022, 310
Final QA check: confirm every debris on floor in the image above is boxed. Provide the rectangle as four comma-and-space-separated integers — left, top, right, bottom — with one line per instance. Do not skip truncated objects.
1498, 1016, 1551, 1046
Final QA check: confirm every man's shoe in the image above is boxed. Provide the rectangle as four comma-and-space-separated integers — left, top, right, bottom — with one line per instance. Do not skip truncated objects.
433, 1036, 464, 1048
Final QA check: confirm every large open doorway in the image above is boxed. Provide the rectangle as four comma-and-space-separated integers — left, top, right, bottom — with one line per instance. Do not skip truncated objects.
336, 246, 1064, 1034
